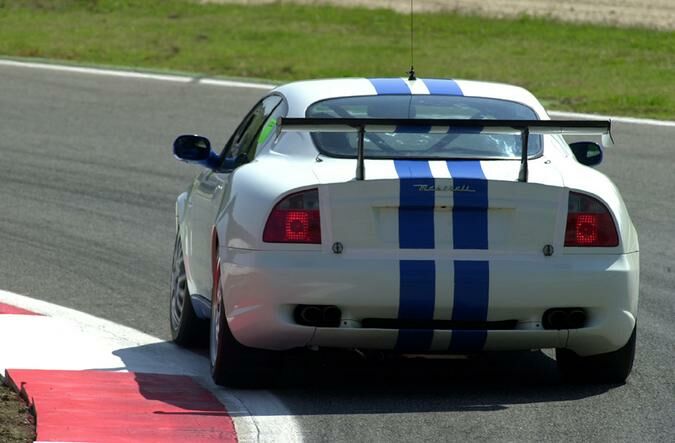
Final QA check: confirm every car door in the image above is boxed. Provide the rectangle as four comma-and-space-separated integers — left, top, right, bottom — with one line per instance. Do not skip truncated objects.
185, 95, 284, 299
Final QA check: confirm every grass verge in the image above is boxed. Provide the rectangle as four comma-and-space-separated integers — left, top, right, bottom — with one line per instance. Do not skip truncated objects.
0, 377, 34, 443
0, 1, 673, 118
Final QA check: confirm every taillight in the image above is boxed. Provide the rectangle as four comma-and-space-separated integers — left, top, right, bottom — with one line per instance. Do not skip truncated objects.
263, 189, 321, 244
565, 192, 618, 247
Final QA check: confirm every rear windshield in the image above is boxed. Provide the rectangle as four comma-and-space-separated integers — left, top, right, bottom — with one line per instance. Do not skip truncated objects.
306, 95, 542, 159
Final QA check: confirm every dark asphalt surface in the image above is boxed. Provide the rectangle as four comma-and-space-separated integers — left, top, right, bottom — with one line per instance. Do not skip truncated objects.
1, 64, 673, 442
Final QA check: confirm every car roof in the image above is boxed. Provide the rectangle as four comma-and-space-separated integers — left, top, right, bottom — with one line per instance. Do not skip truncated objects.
273, 78, 548, 118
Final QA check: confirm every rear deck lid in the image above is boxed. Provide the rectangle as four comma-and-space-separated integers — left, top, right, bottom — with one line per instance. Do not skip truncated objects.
316, 158, 566, 255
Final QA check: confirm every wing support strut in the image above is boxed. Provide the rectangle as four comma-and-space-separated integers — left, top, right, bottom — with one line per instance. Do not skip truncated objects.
356, 125, 366, 181
518, 127, 530, 183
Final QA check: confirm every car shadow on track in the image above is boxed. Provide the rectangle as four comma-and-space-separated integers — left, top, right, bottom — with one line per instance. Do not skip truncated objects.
112, 342, 619, 416
268, 348, 618, 414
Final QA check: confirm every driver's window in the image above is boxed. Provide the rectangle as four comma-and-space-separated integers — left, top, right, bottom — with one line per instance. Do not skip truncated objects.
222, 95, 282, 165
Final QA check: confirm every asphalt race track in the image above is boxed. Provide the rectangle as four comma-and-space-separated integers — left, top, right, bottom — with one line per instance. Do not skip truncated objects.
1, 63, 673, 442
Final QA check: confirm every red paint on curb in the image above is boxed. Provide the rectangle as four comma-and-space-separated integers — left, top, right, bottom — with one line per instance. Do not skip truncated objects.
0, 303, 41, 315
6, 369, 237, 442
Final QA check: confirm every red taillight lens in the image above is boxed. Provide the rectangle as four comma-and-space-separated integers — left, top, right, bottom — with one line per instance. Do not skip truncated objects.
263, 189, 321, 244
565, 192, 618, 247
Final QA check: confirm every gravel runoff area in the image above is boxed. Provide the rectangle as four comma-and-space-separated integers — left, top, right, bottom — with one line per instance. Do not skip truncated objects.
203, 0, 675, 30
0, 380, 33, 443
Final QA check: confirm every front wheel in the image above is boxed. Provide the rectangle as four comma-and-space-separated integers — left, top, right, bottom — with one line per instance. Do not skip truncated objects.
556, 326, 636, 384
169, 233, 205, 346
210, 259, 281, 388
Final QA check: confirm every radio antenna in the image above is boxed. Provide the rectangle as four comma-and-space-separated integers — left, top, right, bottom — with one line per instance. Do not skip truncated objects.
407, 0, 416, 81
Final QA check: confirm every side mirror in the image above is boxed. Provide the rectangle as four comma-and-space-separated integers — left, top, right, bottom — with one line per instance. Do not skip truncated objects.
173, 134, 219, 168
569, 141, 603, 167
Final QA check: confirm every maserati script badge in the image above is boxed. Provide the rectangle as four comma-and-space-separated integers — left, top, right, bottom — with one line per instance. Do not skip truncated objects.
413, 184, 475, 192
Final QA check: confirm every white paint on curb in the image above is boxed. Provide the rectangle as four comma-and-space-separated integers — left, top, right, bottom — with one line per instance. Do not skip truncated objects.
0, 289, 303, 443
2, 58, 674, 127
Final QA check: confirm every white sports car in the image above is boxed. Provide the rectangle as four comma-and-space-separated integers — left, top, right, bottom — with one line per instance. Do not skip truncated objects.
169, 78, 639, 387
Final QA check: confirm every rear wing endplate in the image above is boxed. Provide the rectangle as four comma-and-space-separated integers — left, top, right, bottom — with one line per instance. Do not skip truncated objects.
278, 118, 612, 182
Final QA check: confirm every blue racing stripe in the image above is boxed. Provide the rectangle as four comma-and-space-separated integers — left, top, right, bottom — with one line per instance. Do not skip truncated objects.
446, 161, 488, 250
446, 161, 490, 352
422, 79, 463, 96
395, 260, 435, 351
368, 78, 411, 95
394, 160, 436, 351
449, 260, 490, 353
394, 160, 435, 249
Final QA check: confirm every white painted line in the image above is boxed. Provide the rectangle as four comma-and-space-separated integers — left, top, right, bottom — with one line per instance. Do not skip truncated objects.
549, 110, 675, 128
0, 59, 192, 83
2, 58, 674, 127
199, 78, 275, 90
0, 289, 302, 443
0, 58, 274, 90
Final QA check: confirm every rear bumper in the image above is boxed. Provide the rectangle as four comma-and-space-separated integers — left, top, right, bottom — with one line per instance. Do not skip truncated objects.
220, 248, 638, 356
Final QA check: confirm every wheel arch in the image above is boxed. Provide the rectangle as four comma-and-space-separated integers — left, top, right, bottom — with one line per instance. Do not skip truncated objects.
175, 190, 213, 319
211, 225, 220, 295
176, 191, 188, 232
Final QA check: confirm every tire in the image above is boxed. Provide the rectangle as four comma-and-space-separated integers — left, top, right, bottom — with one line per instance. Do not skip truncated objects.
210, 259, 281, 388
169, 233, 205, 346
556, 326, 636, 384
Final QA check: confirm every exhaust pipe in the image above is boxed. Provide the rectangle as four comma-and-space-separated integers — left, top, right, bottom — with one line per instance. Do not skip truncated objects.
544, 309, 567, 329
568, 309, 587, 329
295, 305, 342, 327
542, 308, 587, 329
322, 306, 342, 325
299, 306, 322, 325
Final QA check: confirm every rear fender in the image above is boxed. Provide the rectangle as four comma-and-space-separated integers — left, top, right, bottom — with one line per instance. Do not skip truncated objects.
216, 159, 320, 251
562, 167, 638, 254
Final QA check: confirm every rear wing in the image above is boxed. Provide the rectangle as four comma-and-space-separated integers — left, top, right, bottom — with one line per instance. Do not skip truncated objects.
278, 118, 612, 182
